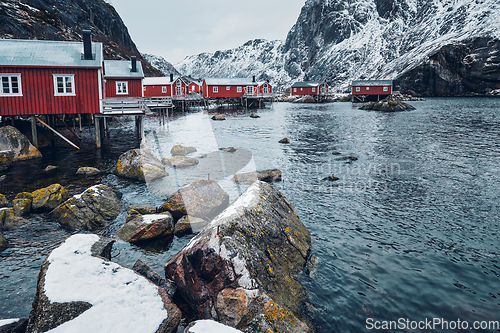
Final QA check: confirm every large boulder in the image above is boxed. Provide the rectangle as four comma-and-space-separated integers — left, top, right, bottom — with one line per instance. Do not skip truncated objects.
0, 126, 42, 161
0, 231, 7, 252
232, 169, 282, 185
170, 145, 197, 156
50, 185, 122, 231
164, 181, 313, 332
31, 184, 69, 212
158, 180, 229, 221
114, 149, 168, 182
116, 211, 174, 243
0, 193, 8, 208
0, 150, 14, 171
12, 196, 32, 216
162, 156, 199, 168
359, 96, 416, 111
26, 234, 181, 333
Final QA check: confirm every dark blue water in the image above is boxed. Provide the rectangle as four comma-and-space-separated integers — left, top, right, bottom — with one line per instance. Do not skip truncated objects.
1, 99, 499, 332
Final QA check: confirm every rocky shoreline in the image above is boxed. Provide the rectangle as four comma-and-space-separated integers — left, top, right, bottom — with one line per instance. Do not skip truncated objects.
1, 131, 312, 332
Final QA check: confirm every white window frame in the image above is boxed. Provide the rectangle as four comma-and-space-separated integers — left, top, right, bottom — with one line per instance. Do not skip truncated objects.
53, 74, 75, 96
247, 86, 254, 94
294, 88, 297, 92
116, 81, 129, 95
383, 86, 388, 92
356, 87, 360, 92
312, 87, 316, 92
237, 86, 242, 93
162, 86, 167, 93
0, 74, 22, 96
366, 87, 370, 91
226, 86, 231, 91
213, 86, 218, 93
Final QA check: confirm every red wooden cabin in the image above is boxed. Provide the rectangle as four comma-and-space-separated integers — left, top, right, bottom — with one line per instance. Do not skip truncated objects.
291, 80, 329, 96
187, 80, 202, 94
143, 77, 173, 97
257, 81, 273, 95
0, 33, 103, 116
203, 78, 259, 98
351, 80, 393, 101
103, 58, 144, 98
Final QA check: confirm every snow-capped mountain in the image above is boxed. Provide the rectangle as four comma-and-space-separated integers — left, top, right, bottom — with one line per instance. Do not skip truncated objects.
142, 53, 181, 77
174, 0, 500, 96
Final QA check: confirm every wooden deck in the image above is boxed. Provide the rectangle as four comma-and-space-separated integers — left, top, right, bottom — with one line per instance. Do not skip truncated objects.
144, 97, 174, 108
102, 98, 146, 115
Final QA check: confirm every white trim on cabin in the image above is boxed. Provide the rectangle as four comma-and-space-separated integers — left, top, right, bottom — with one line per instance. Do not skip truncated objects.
0, 74, 23, 96
53, 74, 76, 96
116, 81, 129, 95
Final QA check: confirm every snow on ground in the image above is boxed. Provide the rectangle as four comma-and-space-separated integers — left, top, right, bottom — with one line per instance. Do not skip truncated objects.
0, 318, 19, 327
44, 234, 168, 333
186, 320, 243, 333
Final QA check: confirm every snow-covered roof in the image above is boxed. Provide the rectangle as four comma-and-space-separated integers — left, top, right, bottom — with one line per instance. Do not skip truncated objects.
351, 80, 393, 87
143, 77, 174, 86
291, 81, 325, 88
256, 81, 271, 87
204, 78, 257, 86
0, 39, 103, 68
104, 60, 144, 78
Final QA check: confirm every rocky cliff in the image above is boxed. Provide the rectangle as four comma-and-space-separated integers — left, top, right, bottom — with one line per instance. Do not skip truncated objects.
0, 0, 162, 76
174, 0, 500, 96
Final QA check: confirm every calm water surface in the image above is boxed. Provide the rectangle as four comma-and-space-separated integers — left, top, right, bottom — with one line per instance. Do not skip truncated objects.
1, 98, 499, 332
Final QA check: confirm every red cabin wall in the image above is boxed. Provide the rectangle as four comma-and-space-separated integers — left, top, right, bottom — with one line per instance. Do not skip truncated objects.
0, 66, 100, 116
144, 84, 172, 97
104, 78, 143, 98
291, 82, 328, 96
352, 86, 392, 95
189, 83, 200, 93
172, 80, 187, 96
205, 85, 259, 98
258, 84, 272, 94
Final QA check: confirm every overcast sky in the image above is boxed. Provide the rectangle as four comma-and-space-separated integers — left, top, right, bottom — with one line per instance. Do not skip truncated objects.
108, 0, 306, 64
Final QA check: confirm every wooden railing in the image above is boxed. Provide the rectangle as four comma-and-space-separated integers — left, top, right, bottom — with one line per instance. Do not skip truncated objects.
144, 97, 173, 108
102, 98, 146, 115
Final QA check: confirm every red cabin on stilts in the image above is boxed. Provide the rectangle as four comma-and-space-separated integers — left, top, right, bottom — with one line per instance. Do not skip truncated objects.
351, 80, 393, 102
103, 57, 144, 99
291, 80, 329, 96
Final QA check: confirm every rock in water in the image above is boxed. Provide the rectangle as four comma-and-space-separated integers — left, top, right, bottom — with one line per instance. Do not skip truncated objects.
173, 216, 208, 237
126, 205, 158, 215
114, 149, 168, 182
164, 181, 314, 332
249, 113, 260, 118
31, 184, 69, 212
0, 126, 42, 161
158, 180, 229, 221
0, 193, 8, 208
51, 185, 122, 231
0, 150, 14, 171
359, 96, 416, 111
116, 212, 174, 243
1, 207, 29, 230
211, 114, 226, 120
26, 234, 181, 333
162, 156, 199, 168
279, 137, 291, 144
43, 165, 58, 173
0, 231, 7, 251
232, 169, 282, 184
76, 167, 101, 176
170, 145, 197, 156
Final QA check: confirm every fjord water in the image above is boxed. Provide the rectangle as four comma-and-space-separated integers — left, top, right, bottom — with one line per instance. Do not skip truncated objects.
1, 98, 499, 332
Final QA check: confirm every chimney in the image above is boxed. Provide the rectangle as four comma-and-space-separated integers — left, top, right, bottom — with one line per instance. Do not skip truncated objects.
252, 75, 256, 83
131, 56, 137, 72
170, 74, 174, 82
82, 30, 93, 60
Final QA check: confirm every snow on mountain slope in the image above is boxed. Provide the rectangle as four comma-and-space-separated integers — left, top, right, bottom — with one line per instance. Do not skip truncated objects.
172, 0, 500, 95
142, 53, 181, 77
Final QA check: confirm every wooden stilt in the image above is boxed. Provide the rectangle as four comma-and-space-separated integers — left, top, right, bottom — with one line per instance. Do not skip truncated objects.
31, 116, 38, 148
95, 117, 102, 149
78, 114, 82, 132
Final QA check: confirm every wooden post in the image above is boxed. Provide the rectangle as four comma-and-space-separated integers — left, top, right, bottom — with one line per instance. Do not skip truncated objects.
95, 117, 102, 149
78, 113, 82, 132
37, 118, 80, 150
30, 116, 38, 148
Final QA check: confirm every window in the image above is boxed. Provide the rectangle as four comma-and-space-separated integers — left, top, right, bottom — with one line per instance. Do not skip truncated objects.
116, 81, 129, 95
226, 86, 231, 91
312, 87, 316, 92
213, 86, 218, 93
162, 86, 167, 93
294, 88, 297, 92
366, 87, 370, 91
53, 75, 75, 96
383, 86, 388, 92
237, 87, 242, 93
356, 87, 360, 92
247, 86, 254, 94
0, 74, 22, 96
300, 88, 303, 91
